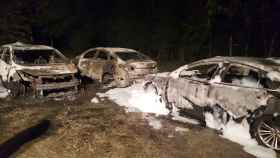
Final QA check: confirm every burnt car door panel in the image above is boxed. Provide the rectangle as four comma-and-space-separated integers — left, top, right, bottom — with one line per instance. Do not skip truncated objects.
79, 49, 98, 77
91, 51, 112, 82
80, 50, 111, 81
167, 63, 220, 109
208, 64, 271, 117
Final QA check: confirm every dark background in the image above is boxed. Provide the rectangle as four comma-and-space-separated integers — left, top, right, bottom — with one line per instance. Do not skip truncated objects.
0, 0, 280, 61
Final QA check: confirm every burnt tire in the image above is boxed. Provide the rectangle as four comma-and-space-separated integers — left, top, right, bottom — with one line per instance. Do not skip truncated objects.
4, 81, 26, 97
114, 77, 130, 88
102, 73, 114, 85
250, 115, 280, 151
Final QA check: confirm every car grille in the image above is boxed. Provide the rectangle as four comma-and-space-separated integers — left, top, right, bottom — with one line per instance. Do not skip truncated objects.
41, 74, 74, 83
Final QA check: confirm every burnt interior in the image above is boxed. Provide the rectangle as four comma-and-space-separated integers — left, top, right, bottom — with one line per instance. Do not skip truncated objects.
41, 75, 74, 84
14, 49, 66, 65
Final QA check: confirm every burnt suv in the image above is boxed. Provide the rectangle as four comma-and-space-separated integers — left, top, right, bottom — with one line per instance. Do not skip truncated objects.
144, 56, 280, 150
0, 42, 80, 98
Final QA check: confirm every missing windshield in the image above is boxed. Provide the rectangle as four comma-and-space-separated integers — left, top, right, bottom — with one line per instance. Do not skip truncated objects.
13, 49, 67, 65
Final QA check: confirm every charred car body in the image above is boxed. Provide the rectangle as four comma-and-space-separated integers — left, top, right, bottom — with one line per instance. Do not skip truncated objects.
76, 47, 157, 87
0, 42, 80, 97
144, 56, 280, 150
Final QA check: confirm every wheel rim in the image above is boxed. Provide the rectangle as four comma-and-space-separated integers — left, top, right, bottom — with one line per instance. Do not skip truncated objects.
102, 74, 113, 84
257, 120, 280, 150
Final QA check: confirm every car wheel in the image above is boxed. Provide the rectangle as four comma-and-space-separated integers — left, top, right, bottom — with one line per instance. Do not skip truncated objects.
114, 76, 130, 88
2, 80, 26, 97
102, 73, 114, 85
251, 115, 280, 150
11, 81, 26, 97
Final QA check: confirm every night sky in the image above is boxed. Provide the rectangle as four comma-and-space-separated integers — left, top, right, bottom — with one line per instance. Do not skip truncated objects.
1, 0, 280, 60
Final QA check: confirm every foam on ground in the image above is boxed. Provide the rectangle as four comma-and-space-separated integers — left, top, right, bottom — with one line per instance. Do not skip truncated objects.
96, 82, 277, 158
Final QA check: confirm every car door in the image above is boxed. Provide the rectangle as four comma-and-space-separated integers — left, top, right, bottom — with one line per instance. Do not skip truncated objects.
88, 50, 111, 81
0, 47, 12, 81
167, 62, 221, 110
78, 49, 98, 77
208, 63, 270, 117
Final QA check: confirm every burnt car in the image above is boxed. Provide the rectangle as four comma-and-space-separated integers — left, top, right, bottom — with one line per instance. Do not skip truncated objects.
76, 47, 157, 87
0, 42, 80, 98
144, 56, 280, 150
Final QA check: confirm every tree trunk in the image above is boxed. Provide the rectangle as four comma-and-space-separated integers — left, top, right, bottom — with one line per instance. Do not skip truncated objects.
229, 34, 233, 56
268, 32, 278, 57
208, 17, 213, 57
179, 47, 185, 62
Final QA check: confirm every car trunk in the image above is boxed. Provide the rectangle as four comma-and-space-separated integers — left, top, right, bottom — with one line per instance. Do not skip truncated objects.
126, 60, 158, 79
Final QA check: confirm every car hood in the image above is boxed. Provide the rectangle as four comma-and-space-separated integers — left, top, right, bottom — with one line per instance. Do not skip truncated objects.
169, 64, 189, 79
127, 60, 157, 69
18, 64, 77, 76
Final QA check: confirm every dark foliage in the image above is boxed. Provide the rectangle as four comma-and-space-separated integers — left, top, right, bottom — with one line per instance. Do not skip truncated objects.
1, 0, 280, 60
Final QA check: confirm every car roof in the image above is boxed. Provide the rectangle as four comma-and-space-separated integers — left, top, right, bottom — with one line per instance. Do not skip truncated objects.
192, 56, 280, 72
1, 42, 54, 50
91, 47, 138, 54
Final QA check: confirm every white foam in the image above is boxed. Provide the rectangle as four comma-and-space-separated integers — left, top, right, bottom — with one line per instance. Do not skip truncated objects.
175, 127, 189, 133
97, 83, 169, 115
145, 115, 162, 130
0, 85, 9, 98
91, 97, 99, 103
204, 113, 276, 158
95, 81, 277, 158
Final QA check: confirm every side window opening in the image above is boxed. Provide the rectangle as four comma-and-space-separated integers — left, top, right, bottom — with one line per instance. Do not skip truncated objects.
260, 75, 280, 90
2, 48, 11, 64
222, 65, 262, 88
180, 64, 218, 80
0, 48, 3, 57
96, 51, 108, 60
84, 50, 97, 58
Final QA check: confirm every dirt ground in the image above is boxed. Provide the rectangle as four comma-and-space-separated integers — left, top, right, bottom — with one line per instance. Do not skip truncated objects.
0, 84, 279, 158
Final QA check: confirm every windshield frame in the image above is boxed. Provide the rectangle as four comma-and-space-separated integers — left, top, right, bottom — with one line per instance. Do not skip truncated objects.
12, 48, 68, 66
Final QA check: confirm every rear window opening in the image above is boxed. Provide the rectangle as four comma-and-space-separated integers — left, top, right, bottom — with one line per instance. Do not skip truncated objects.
115, 51, 149, 61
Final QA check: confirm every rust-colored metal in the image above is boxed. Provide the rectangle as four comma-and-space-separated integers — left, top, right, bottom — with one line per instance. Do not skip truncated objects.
0, 42, 80, 98
77, 47, 158, 87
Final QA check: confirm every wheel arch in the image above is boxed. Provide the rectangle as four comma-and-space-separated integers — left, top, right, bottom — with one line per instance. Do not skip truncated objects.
264, 99, 280, 115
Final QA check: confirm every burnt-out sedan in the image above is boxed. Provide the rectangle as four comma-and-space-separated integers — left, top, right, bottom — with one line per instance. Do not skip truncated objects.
144, 56, 280, 150
76, 47, 157, 87
0, 42, 80, 98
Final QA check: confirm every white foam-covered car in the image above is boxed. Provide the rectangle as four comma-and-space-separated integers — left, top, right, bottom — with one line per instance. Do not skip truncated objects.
0, 42, 80, 98
144, 56, 280, 150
